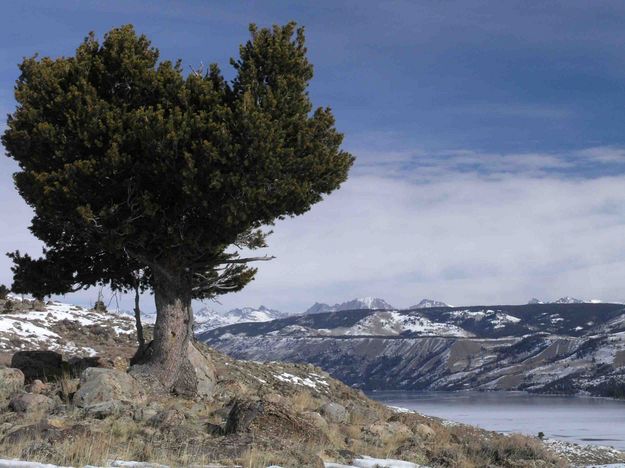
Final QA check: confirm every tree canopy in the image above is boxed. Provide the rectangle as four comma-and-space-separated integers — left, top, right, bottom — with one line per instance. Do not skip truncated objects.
3, 23, 354, 392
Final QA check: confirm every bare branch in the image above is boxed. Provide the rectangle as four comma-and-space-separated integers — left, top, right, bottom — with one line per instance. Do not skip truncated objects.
215, 255, 275, 265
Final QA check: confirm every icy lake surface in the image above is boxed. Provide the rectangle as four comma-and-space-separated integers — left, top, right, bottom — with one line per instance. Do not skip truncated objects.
370, 391, 625, 450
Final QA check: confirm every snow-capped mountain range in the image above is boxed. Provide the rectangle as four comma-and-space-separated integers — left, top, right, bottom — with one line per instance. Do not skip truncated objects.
194, 297, 452, 331
201, 301, 625, 399
304, 297, 395, 315
115, 295, 613, 332
529, 297, 606, 305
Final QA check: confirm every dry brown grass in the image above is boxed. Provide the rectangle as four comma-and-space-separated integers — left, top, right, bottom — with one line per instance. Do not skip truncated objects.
0, 421, 226, 467
419, 423, 566, 468
288, 389, 318, 412
0, 411, 567, 468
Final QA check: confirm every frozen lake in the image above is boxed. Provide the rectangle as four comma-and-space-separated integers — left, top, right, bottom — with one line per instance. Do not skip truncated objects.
369, 391, 625, 450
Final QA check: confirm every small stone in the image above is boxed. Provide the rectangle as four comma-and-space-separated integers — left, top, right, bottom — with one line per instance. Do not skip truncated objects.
320, 402, 349, 424
264, 393, 284, 404
46, 417, 66, 429
9, 393, 55, 413
25, 379, 46, 394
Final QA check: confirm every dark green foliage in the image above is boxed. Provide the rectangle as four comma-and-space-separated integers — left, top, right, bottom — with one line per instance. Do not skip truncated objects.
0, 284, 8, 300
3, 23, 353, 300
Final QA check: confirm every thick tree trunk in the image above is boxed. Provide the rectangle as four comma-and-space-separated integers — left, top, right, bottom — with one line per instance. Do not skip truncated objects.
130, 265, 198, 395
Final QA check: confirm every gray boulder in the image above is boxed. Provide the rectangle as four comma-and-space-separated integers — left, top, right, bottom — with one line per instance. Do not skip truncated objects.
9, 393, 55, 413
185, 343, 215, 399
74, 368, 145, 407
320, 402, 349, 424
84, 400, 132, 419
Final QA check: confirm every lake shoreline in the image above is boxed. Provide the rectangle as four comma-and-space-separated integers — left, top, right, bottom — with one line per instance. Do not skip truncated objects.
374, 392, 625, 467
367, 387, 625, 402
369, 390, 625, 452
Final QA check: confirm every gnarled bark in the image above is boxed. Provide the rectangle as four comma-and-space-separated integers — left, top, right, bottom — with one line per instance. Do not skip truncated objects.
130, 265, 198, 395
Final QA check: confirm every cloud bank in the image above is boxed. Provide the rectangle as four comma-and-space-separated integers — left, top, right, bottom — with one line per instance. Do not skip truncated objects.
2, 137, 625, 314
220, 145, 625, 313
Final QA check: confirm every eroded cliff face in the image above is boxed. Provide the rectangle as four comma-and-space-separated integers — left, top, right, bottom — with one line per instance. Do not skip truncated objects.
201, 303, 625, 397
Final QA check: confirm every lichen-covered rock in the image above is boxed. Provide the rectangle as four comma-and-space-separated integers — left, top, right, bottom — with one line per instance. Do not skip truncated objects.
9, 393, 55, 413
224, 398, 325, 443
183, 343, 216, 399
74, 367, 145, 407
11, 350, 63, 381
84, 400, 132, 419
0, 367, 24, 398
320, 402, 348, 424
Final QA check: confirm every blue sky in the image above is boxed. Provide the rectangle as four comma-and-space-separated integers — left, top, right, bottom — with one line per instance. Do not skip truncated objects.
3, 1, 625, 313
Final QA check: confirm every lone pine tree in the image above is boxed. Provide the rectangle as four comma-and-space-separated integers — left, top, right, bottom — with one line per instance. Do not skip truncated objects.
3, 23, 353, 394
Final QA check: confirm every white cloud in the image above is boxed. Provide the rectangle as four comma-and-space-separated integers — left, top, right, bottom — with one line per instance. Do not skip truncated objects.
3, 145, 625, 314
212, 168, 625, 313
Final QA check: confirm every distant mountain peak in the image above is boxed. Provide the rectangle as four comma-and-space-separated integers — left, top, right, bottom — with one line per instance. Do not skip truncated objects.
528, 298, 544, 304
410, 299, 451, 309
305, 297, 394, 315
553, 296, 584, 304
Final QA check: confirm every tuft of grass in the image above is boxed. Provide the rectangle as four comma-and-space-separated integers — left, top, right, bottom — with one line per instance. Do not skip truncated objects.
288, 390, 318, 413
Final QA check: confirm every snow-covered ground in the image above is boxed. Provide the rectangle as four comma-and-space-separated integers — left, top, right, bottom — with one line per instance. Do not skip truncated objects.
0, 296, 134, 355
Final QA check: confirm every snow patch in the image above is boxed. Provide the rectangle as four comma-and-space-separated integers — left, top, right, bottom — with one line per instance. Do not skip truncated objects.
273, 372, 329, 390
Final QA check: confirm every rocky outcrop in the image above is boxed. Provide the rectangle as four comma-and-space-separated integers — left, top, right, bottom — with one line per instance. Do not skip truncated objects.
9, 393, 55, 413
320, 402, 348, 423
223, 398, 324, 444
74, 367, 145, 407
0, 342, 614, 467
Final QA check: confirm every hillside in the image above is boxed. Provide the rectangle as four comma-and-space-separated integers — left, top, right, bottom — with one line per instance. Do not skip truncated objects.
4, 296, 616, 466
200, 303, 625, 397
